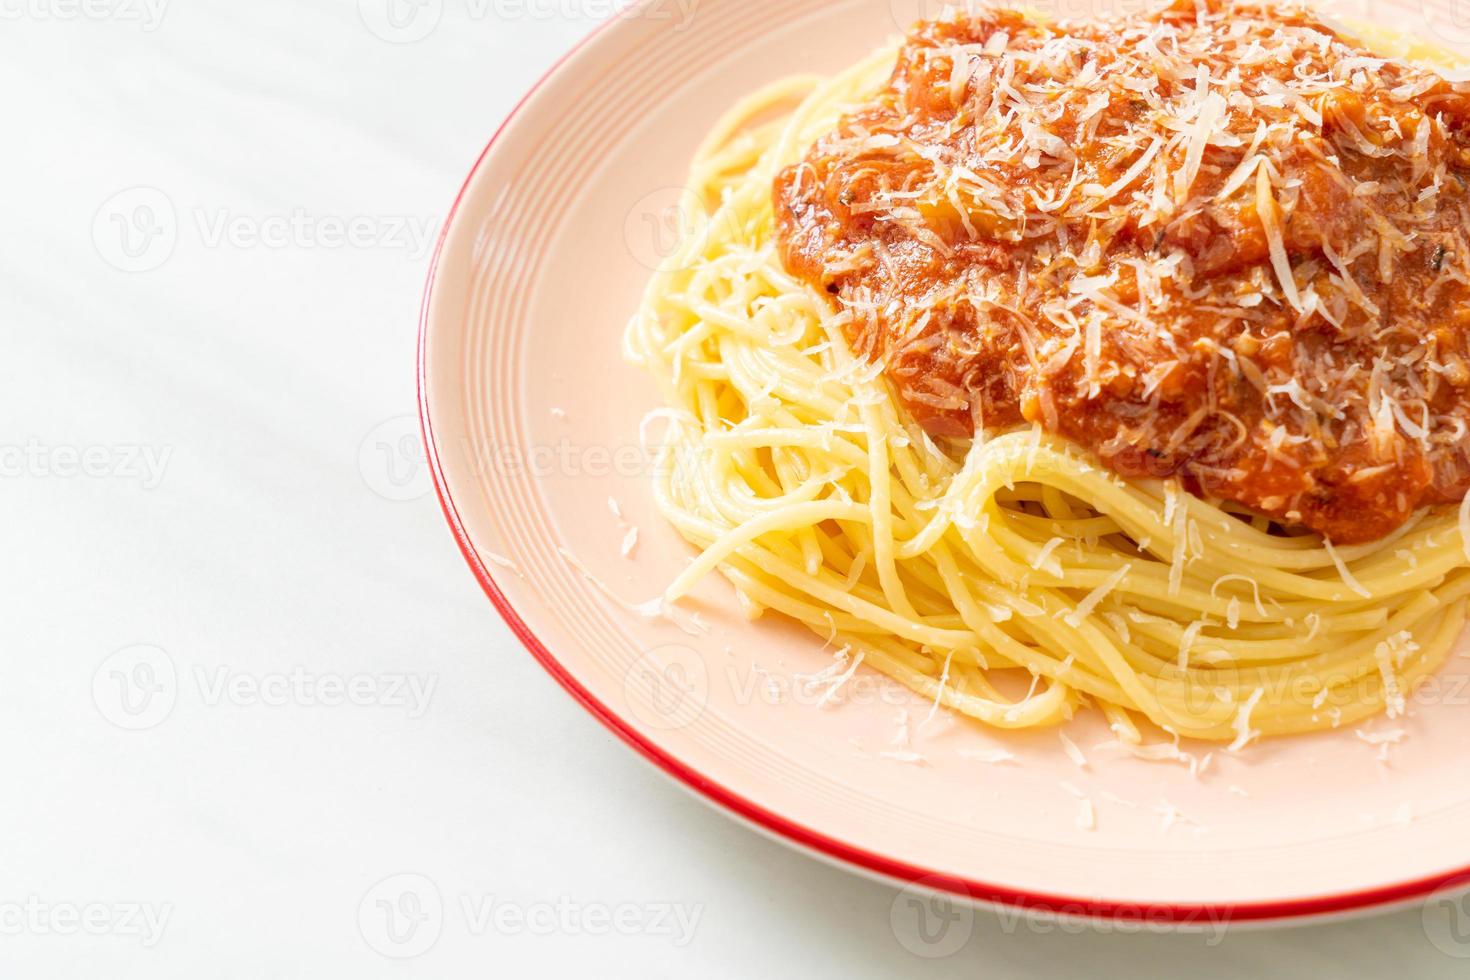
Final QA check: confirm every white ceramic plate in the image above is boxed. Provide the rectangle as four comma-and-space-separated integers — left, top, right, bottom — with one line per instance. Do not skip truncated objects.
419, 0, 1470, 924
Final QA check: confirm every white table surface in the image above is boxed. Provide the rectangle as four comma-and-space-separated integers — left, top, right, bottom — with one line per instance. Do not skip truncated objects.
5, 1, 1470, 975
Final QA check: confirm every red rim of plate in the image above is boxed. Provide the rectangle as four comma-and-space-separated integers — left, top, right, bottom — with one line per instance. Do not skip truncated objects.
415, 14, 1470, 925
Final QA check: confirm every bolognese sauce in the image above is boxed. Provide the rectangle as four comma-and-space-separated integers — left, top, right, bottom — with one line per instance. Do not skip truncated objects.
774, 0, 1470, 542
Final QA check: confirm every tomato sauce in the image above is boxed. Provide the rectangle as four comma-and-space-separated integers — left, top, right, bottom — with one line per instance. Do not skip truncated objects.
775, 0, 1470, 541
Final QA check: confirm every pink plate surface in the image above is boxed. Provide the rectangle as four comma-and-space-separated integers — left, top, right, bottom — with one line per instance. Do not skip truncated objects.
419, 0, 1470, 923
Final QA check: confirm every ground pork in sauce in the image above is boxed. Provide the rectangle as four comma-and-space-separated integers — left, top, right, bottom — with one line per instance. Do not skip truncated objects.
775, 0, 1470, 542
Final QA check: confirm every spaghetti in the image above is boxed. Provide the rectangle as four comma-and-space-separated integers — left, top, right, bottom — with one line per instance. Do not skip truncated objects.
625, 4, 1470, 743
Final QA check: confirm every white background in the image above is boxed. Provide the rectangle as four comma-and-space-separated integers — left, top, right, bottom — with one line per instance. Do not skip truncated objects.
3, 0, 1470, 975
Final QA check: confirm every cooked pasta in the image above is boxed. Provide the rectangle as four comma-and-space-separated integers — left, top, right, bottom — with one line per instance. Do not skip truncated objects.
625, 4, 1470, 743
